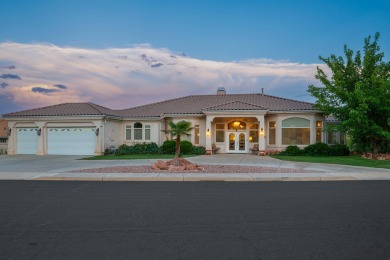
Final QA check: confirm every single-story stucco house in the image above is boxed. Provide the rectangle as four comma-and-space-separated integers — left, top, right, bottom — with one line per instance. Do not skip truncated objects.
2, 88, 343, 156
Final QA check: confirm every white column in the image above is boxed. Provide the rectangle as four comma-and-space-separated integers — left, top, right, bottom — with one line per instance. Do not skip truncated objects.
311, 117, 317, 144
257, 115, 266, 156
205, 115, 214, 155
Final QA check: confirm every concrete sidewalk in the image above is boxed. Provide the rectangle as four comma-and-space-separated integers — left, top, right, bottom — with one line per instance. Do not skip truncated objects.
0, 154, 389, 181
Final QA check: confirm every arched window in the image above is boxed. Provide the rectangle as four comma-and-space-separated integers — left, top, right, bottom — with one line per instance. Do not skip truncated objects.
134, 122, 143, 140
282, 117, 310, 145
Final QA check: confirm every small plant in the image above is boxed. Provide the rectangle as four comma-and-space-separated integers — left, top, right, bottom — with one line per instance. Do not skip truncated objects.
192, 146, 206, 155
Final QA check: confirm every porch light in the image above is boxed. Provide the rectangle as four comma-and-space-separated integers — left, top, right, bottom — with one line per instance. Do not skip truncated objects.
37, 128, 41, 136
95, 128, 99, 136
8, 128, 11, 136
260, 128, 264, 137
317, 121, 322, 127
233, 121, 240, 127
206, 129, 210, 136
249, 136, 253, 141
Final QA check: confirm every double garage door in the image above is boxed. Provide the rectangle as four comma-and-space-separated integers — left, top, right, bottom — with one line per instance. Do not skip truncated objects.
17, 127, 96, 155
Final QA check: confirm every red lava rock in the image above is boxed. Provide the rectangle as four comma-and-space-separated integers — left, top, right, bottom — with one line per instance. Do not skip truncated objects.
150, 163, 159, 170
156, 160, 168, 170
185, 164, 197, 170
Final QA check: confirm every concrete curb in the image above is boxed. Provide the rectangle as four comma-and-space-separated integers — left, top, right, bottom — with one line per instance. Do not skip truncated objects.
31, 175, 358, 182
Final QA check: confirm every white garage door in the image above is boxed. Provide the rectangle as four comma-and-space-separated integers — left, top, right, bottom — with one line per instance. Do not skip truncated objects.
47, 128, 96, 155
17, 128, 39, 154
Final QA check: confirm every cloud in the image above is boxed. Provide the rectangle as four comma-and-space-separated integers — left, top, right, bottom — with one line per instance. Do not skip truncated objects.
0, 74, 21, 80
31, 86, 61, 94
53, 84, 67, 89
0, 42, 325, 114
0, 65, 16, 70
1, 82, 9, 89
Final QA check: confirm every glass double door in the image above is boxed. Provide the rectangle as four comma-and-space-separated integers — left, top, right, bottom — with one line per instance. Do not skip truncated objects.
227, 132, 246, 153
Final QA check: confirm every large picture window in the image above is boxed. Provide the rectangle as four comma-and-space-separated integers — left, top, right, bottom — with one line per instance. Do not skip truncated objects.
282, 118, 310, 145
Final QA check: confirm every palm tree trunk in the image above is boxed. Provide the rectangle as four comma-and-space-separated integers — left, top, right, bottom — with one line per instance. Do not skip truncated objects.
175, 135, 181, 158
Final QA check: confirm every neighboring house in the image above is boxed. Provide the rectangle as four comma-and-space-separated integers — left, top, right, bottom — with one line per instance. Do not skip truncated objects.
0, 119, 9, 154
2, 88, 328, 156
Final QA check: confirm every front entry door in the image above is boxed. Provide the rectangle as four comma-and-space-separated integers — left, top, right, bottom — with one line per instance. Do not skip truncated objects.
227, 132, 247, 153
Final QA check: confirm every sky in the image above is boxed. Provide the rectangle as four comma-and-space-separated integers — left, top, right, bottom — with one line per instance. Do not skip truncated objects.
0, 0, 389, 114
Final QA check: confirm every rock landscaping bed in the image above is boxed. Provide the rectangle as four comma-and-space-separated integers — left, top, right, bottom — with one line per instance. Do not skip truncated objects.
68, 164, 324, 174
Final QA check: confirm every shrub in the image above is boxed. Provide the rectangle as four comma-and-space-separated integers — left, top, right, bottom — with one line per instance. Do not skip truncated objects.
280, 145, 303, 156
115, 143, 159, 155
160, 140, 176, 154
303, 142, 330, 156
192, 146, 206, 155
180, 140, 193, 154
115, 144, 130, 155
328, 144, 350, 156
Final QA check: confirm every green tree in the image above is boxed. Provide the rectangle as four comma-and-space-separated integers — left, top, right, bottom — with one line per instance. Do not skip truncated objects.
162, 120, 193, 157
308, 33, 390, 153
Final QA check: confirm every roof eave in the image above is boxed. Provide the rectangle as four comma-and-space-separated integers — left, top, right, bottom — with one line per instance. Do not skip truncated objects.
202, 110, 268, 115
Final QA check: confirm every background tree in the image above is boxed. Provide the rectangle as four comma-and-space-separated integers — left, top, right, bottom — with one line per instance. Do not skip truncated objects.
162, 120, 193, 157
308, 32, 390, 153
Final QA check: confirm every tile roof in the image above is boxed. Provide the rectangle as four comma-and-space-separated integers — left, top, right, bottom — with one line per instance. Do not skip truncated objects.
2, 93, 317, 118
2, 103, 116, 117
203, 101, 268, 111
118, 93, 316, 117
0, 119, 8, 138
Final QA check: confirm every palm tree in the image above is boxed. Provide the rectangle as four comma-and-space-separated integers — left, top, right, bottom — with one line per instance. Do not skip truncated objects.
162, 120, 193, 158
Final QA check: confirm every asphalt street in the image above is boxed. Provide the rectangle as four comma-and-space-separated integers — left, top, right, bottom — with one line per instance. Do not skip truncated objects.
1, 181, 390, 259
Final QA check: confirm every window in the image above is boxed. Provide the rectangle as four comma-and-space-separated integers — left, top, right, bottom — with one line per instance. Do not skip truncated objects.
327, 131, 337, 144
269, 121, 276, 145
327, 130, 346, 145
145, 125, 151, 140
194, 125, 200, 145
282, 118, 310, 145
215, 123, 225, 142
0, 138, 7, 143
316, 121, 322, 143
249, 123, 258, 143
126, 125, 131, 140
134, 122, 143, 140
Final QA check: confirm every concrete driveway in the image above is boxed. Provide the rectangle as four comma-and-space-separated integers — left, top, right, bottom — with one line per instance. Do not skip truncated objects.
0, 154, 389, 181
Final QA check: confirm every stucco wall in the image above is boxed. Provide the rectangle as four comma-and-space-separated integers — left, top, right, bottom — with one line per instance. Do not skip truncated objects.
104, 120, 122, 149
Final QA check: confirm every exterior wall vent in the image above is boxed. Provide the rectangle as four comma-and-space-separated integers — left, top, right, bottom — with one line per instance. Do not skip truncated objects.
217, 87, 226, 95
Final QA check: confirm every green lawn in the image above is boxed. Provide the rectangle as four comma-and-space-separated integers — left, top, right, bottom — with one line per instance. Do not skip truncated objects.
272, 155, 390, 169
82, 154, 199, 160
